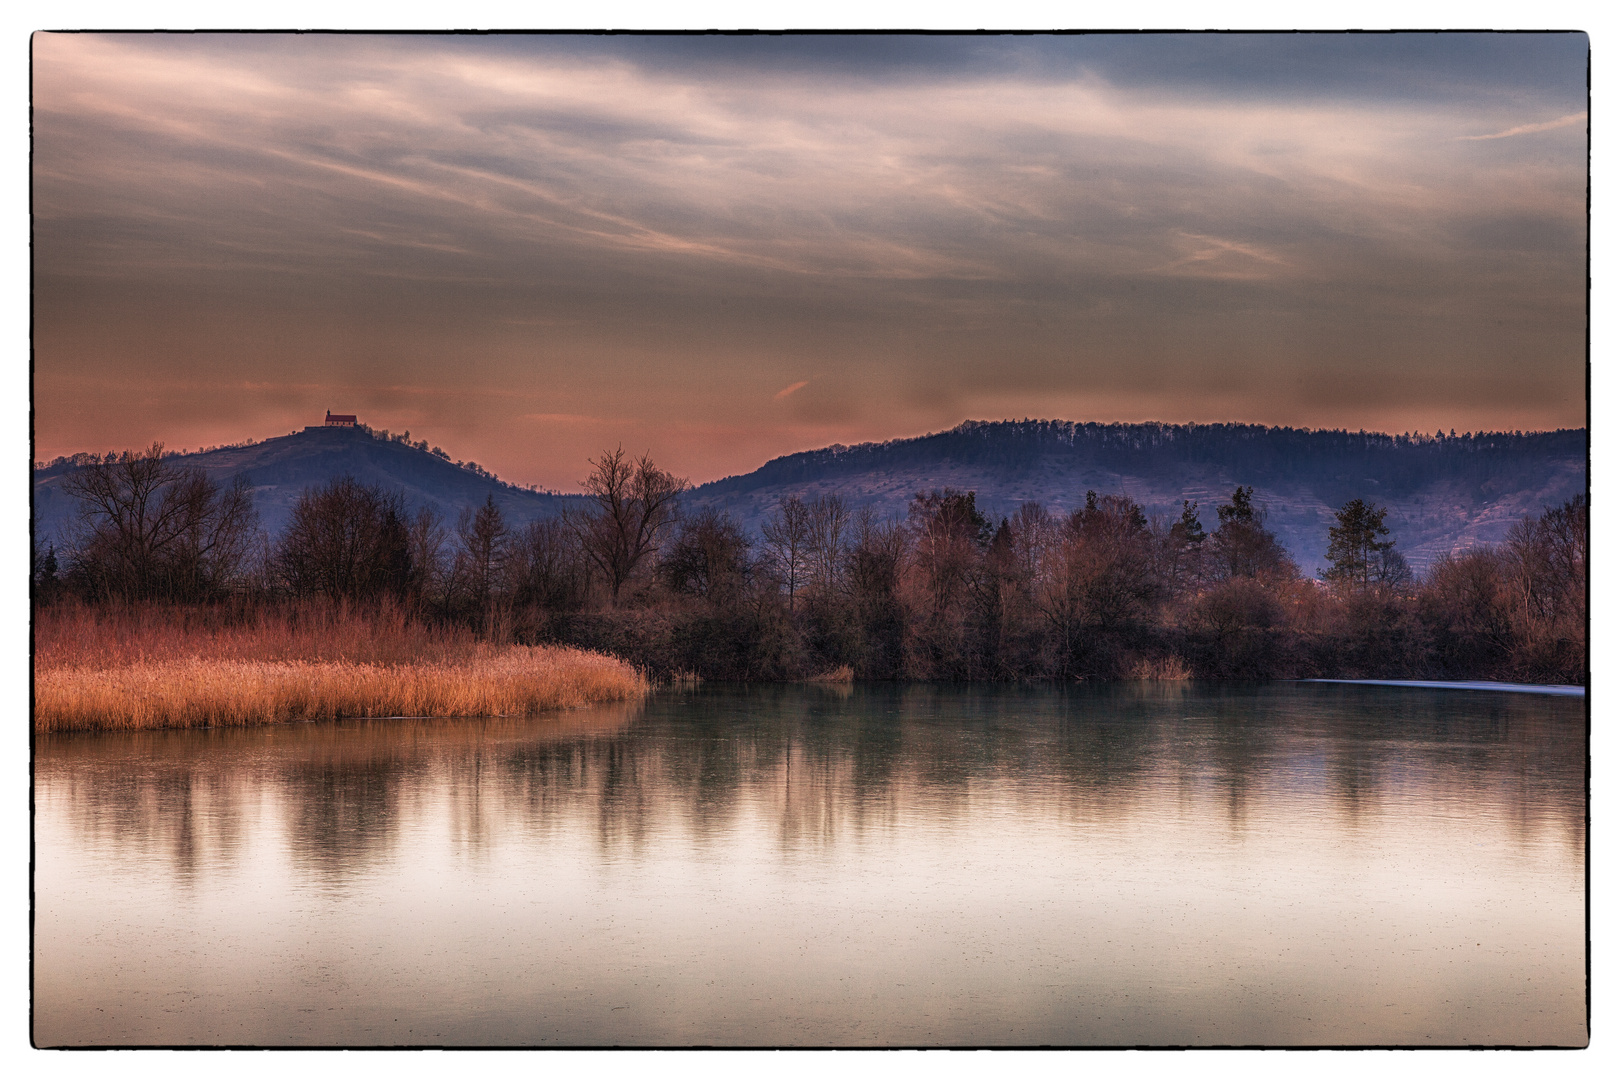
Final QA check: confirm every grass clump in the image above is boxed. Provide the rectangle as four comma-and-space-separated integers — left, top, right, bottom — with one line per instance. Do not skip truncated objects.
1126, 655, 1193, 681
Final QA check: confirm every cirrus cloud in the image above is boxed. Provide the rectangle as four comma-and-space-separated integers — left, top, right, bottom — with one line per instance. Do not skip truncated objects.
30, 33, 1588, 488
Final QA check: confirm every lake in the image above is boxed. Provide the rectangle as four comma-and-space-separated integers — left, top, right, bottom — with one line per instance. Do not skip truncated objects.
33, 683, 1586, 1046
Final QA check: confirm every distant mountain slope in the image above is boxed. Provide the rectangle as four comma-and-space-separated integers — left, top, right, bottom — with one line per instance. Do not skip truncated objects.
34, 419, 1586, 579
686, 420, 1587, 576
32, 425, 584, 549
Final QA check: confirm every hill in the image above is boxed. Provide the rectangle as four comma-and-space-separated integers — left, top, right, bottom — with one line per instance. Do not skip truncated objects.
32, 425, 583, 550
685, 420, 1587, 576
34, 419, 1586, 578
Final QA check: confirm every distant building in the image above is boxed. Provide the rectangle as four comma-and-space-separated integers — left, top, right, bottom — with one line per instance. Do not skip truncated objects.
324, 411, 358, 427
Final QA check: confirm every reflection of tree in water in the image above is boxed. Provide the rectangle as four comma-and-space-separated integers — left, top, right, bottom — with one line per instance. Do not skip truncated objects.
1202, 689, 1287, 827
795, 686, 907, 845
578, 686, 850, 853
495, 739, 609, 845
656, 690, 760, 842
37, 729, 249, 890
593, 734, 665, 855
730, 686, 891, 850
1045, 686, 1161, 807
441, 748, 494, 859
1312, 689, 1586, 847
277, 750, 418, 887
548, 685, 1180, 851
38, 687, 1585, 878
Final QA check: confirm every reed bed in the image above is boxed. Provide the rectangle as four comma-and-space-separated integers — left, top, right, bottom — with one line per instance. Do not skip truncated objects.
34, 599, 484, 668
33, 602, 648, 733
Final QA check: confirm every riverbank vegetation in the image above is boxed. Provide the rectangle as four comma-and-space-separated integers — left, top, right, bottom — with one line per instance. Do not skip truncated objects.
32, 602, 647, 732
33, 443, 1586, 714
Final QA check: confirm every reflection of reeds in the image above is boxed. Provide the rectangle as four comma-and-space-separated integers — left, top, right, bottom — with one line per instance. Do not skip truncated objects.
35, 703, 645, 769
33, 601, 647, 732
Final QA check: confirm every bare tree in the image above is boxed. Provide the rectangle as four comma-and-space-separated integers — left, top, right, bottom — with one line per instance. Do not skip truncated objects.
1033, 531, 1086, 668
455, 495, 509, 613
845, 506, 908, 677
908, 489, 990, 615
1063, 490, 1158, 627
1009, 502, 1059, 595
570, 447, 688, 603
1504, 495, 1587, 632
275, 477, 410, 602
1419, 548, 1514, 672
62, 443, 259, 601
761, 495, 812, 610
661, 507, 752, 602
408, 506, 448, 606
509, 518, 590, 612
805, 493, 851, 596
974, 503, 1055, 670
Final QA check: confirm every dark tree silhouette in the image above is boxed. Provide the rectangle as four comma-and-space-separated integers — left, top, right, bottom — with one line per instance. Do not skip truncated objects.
1172, 500, 1206, 546
1160, 498, 1208, 594
455, 495, 509, 613
909, 488, 991, 615
1210, 486, 1294, 580
275, 477, 411, 602
1321, 498, 1397, 592
761, 495, 812, 610
33, 541, 61, 605
571, 447, 687, 603
62, 443, 258, 601
509, 518, 590, 613
662, 507, 752, 602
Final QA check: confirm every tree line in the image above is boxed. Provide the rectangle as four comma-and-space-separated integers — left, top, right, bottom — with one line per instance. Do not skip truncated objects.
33, 442, 1586, 685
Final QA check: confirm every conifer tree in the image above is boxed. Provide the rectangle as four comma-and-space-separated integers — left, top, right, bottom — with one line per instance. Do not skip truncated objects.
1322, 498, 1396, 592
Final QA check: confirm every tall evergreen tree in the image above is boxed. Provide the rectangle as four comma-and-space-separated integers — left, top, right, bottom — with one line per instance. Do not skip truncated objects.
1210, 486, 1293, 580
1172, 500, 1206, 546
1322, 498, 1396, 592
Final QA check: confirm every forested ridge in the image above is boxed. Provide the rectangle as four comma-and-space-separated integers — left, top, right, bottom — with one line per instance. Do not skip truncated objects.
706, 419, 1585, 498
690, 420, 1586, 578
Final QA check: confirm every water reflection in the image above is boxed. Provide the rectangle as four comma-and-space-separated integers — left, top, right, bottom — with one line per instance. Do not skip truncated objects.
38, 685, 1586, 882
34, 685, 1585, 1046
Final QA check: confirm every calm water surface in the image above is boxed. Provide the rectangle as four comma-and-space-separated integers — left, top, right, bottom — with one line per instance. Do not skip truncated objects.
34, 683, 1586, 1046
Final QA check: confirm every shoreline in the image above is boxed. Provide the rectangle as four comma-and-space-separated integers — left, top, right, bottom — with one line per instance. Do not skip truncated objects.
1302, 678, 1586, 697
34, 667, 1587, 735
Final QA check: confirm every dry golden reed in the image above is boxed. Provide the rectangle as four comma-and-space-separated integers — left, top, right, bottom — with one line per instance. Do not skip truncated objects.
33, 602, 647, 733
1126, 655, 1193, 681
35, 598, 484, 669
806, 664, 855, 684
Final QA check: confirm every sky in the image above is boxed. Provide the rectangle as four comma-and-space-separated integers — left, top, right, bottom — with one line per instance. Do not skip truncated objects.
31, 31, 1589, 490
